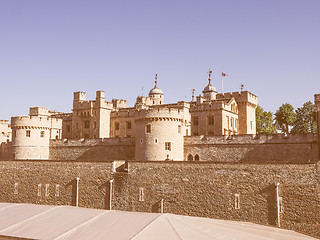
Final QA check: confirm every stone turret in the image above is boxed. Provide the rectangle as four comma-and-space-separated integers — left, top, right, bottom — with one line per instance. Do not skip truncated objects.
11, 109, 62, 160
315, 94, 320, 159
134, 107, 186, 161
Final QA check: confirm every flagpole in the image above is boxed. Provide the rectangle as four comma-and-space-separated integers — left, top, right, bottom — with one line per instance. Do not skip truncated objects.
221, 71, 224, 94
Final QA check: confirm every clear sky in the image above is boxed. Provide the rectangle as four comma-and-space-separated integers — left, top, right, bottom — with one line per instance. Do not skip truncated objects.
0, 0, 319, 119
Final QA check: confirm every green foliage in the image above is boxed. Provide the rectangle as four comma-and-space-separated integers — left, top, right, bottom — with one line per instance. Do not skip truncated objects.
274, 103, 296, 134
291, 101, 317, 133
256, 105, 277, 134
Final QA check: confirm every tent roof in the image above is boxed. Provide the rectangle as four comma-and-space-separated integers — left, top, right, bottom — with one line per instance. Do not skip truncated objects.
0, 203, 317, 240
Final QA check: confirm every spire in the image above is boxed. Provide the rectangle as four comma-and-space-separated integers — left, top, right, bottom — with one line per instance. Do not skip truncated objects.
208, 69, 212, 84
155, 73, 158, 87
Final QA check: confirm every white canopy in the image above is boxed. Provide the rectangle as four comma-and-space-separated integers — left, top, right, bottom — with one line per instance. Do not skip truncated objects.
0, 203, 317, 240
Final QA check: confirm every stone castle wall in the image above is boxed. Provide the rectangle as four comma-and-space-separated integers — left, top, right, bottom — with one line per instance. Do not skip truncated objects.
1, 133, 318, 162
0, 160, 319, 238
184, 134, 318, 162
49, 138, 135, 161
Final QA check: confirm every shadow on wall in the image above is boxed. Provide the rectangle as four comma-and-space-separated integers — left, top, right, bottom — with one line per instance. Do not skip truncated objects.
259, 184, 277, 226
65, 179, 77, 206
76, 146, 134, 161
185, 134, 319, 163
98, 182, 111, 210
152, 199, 163, 213
240, 142, 318, 163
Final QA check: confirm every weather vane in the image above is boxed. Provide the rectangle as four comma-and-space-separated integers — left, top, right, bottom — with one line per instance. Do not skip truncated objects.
191, 88, 195, 101
208, 69, 213, 83
155, 73, 158, 85
240, 83, 244, 92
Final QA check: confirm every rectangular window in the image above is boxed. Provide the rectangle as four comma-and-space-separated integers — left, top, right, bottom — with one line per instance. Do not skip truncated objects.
250, 121, 253, 129
178, 125, 181, 133
226, 116, 229, 129
84, 120, 90, 129
193, 116, 199, 126
94, 121, 97, 129
40, 131, 45, 138
37, 184, 42, 197
66, 125, 71, 132
45, 184, 50, 197
26, 130, 31, 137
154, 138, 158, 144
186, 129, 188, 136
14, 183, 18, 195
115, 122, 120, 130
140, 138, 143, 144
127, 121, 132, 129
208, 116, 214, 125
146, 124, 151, 133
165, 142, 171, 151
139, 187, 144, 202
231, 117, 234, 129
55, 184, 60, 197
235, 194, 240, 209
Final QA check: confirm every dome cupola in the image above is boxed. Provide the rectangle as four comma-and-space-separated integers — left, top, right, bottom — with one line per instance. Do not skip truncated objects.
148, 73, 164, 105
202, 69, 217, 100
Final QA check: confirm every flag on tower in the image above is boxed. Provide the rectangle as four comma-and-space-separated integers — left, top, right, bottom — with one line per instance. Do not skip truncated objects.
222, 72, 228, 77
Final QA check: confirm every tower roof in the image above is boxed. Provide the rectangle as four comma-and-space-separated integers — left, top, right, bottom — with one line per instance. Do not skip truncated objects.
202, 69, 217, 93
149, 73, 164, 95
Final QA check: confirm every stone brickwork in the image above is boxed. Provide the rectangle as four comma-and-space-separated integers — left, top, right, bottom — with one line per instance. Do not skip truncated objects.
0, 160, 319, 238
49, 138, 135, 160
184, 134, 318, 162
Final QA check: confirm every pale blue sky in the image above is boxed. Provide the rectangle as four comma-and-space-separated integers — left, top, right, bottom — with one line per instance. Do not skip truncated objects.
0, 0, 319, 119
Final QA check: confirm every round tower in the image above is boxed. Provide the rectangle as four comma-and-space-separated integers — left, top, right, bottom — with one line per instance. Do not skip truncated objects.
11, 116, 53, 159
134, 108, 184, 161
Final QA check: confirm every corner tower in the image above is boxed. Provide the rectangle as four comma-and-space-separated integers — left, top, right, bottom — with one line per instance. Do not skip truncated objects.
134, 107, 185, 161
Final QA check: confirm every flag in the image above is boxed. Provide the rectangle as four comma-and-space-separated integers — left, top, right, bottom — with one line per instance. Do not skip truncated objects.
222, 72, 228, 77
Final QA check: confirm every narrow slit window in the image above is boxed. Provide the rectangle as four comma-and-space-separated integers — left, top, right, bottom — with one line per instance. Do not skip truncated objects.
45, 184, 50, 197
235, 194, 240, 209
14, 183, 18, 195
139, 187, 144, 202
37, 184, 42, 197
55, 184, 60, 197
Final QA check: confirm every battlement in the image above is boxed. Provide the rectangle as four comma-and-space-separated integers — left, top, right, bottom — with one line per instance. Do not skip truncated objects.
74, 91, 86, 101
111, 108, 135, 118
11, 115, 62, 129
217, 91, 258, 105
29, 107, 49, 116
184, 133, 317, 145
112, 99, 127, 109
191, 100, 224, 111
134, 107, 186, 121
0, 120, 9, 124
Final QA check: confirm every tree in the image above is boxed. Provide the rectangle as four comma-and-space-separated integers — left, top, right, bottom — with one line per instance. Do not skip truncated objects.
256, 105, 277, 134
274, 103, 296, 134
291, 101, 317, 133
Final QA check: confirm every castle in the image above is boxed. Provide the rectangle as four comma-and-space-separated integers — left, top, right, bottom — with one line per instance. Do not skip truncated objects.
1, 73, 258, 161
0, 75, 319, 238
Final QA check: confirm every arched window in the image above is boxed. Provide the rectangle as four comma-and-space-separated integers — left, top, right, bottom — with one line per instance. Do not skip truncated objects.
195, 154, 200, 161
187, 154, 193, 161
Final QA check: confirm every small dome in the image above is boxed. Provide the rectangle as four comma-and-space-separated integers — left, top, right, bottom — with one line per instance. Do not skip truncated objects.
203, 81, 216, 93
149, 86, 163, 95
